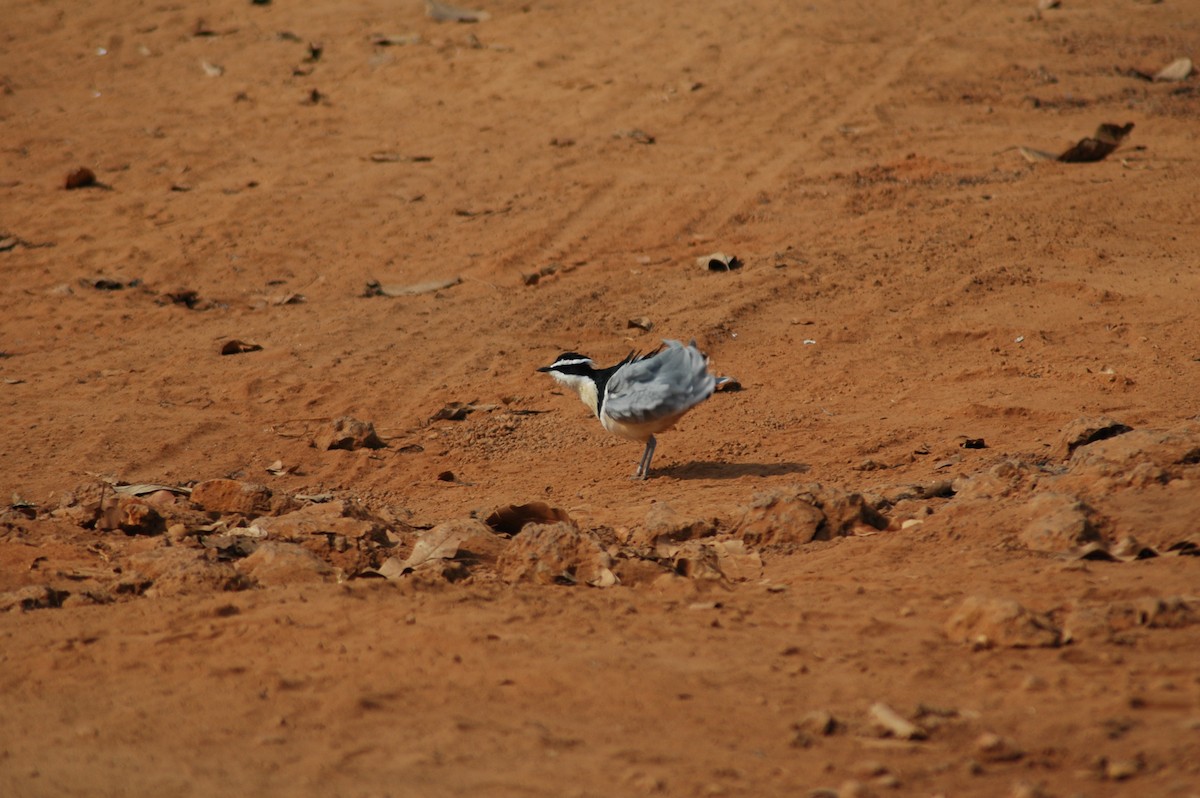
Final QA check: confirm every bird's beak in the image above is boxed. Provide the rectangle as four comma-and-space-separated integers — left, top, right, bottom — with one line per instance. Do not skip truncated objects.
537, 365, 554, 373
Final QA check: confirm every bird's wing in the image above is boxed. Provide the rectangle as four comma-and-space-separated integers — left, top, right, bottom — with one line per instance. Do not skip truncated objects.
603, 340, 716, 424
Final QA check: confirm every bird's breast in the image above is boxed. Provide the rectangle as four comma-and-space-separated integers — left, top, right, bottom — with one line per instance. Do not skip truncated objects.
599, 409, 684, 441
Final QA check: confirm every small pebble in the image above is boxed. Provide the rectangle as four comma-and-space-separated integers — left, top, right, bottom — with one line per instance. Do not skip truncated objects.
1105, 758, 1140, 780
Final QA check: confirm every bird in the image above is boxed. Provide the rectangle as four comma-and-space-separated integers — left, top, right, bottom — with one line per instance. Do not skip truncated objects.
537, 339, 717, 479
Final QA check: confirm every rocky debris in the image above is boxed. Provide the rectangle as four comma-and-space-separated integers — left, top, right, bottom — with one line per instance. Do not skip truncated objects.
645, 501, 718, 540
1056, 416, 1133, 460
791, 710, 841, 748
250, 499, 392, 545
235, 542, 337, 586
1103, 755, 1143, 781
125, 547, 248, 597
315, 416, 386, 450
945, 596, 1062, 649
951, 460, 1042, 501
376, 518, 501, 579
610, 556, 672, 587
623, 501, 719, 550
497, 522, 616, 586
95, 495, 166, 536
1063, 596, 1197, 642
1066, 422, 1200, 481
975, 732, 1024, 762
868, 702, 926, 740
656, 537, 762, 582
1018, 492, 1103, 553
190, 479, 274, 516
736, 484, 888, 547
0, 585, 70, 612
882, 480, 955, 504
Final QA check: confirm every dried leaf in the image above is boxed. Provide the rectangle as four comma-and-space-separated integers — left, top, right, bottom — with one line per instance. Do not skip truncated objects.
266, 460, 297, 476
698, 252, 743, 271
431, 401, 475, 421
868, 702, 927, 740
1154, 57, 1193, 82
113, 483, 191, 497
1057, 122, 1134, 163
522, 263, 560, 286
401, 524, 469, 569
426, 0, 491, 22
627, 317, 654, 332
368, 151, 433, 163
64, 167, 97, 190
1018, 146, 1058, 163
614, 129, 655, 144
484, 502, 574, 536
370, 33, 422, 47
220, 339, 263, 355
363, 277, 461, 297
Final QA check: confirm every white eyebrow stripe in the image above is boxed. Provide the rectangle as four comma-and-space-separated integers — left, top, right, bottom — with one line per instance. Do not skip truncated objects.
552, 358, 593, 367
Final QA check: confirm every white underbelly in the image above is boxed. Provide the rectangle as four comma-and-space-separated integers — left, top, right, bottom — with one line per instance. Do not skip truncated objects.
600, 411, 685, 442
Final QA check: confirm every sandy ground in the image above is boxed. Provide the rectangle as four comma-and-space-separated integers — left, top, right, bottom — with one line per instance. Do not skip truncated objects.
2, 0, 1199, 795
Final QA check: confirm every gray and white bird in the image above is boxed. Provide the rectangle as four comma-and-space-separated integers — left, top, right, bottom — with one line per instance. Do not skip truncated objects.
538, 339, 717, 479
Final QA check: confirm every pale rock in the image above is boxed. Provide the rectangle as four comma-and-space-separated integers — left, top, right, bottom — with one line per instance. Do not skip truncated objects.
125, 547, 246, 596
1055, 416, 1132, 460
1018, 492, 1102, 553
236, 542, 336, 586
497, 522, 615, 586
191, 479, 273, 516
945, 596, 1062, 648
315, 416, 385, 450
736, 484, 887, 547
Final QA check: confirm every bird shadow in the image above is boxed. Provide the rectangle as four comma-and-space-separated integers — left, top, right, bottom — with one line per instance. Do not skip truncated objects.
654, 461, 811, 480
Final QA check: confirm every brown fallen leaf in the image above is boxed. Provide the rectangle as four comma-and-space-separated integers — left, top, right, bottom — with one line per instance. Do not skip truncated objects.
1057, 122, 1135, 163
426, 0, 490, 22
363, 277, 462, 297
367, 151, 433, 163
88, 277, 132, 291
64, 167, 97, 190
431, 401, 476, 421
522, 263, 560, 286
698, 252, 743, 271
485, 502, 574, 536
370, 33, 422, 46
220, 339, 263, 355
615, 128, 656, 144
400, 524, 469, 569
628, 317, 654, 332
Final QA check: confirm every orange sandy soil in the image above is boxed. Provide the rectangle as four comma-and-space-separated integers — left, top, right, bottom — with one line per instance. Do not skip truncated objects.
2, 0, 1199, 796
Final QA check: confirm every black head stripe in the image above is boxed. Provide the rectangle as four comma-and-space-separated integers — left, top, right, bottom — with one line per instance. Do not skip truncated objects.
539, 351, 595, 374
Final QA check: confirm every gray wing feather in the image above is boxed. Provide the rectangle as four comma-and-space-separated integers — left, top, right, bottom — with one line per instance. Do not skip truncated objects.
604, 340, 716, 423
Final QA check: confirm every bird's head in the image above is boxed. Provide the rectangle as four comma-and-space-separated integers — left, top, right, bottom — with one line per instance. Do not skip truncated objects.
538, 352, 600, 415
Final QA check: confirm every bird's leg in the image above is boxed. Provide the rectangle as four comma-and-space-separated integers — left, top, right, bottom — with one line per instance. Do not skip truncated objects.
632, 435, 657, 480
